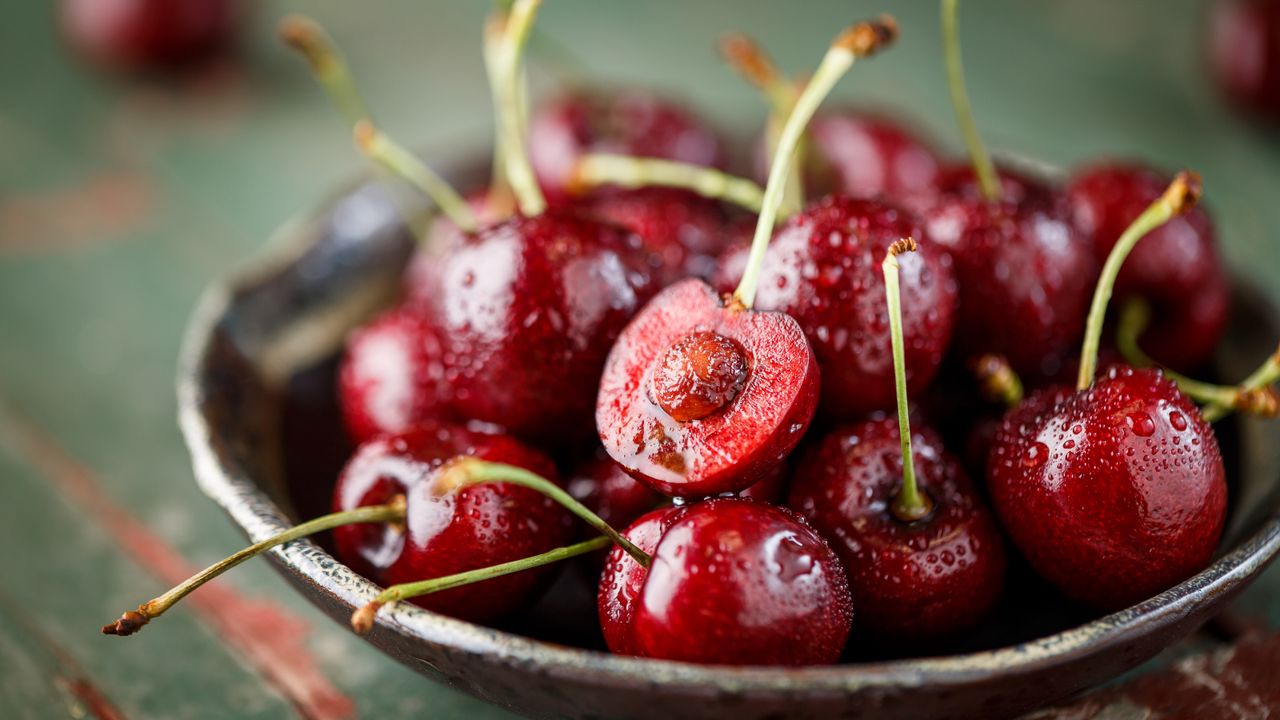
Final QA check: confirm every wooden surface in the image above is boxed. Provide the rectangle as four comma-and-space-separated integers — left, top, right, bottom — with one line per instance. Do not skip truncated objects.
1, 1, 1278, 718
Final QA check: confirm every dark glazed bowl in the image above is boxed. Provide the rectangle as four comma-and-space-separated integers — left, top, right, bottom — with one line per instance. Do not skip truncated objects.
178, 162, 1280, 720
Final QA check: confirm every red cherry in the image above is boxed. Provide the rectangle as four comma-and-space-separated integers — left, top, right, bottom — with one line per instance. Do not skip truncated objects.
337, 306, 452, 444
579, 188, 732, 284
987, 368, 1227, 610
923, 172, 1096, 380
529, 90, 726, 204
332, 423, 572, 622
598, 498, 852, 664
713, 196, 957, 418
420, 210, 657, 447
789, 419, 1005, 640
596, 279, 819, 496
61, 0, 238, 72
402, 191, 504, 311
1066, 162, 1230, 371
1209, 0, 1280, 120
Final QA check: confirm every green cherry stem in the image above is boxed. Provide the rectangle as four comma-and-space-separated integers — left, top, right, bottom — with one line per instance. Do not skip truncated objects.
718, 32, 806, 214
1077, 171, 1201, 391
573, 155, 767, 213
883, 238, 934, 523
483, 12, 517, 217
354, 121, 479, 233
102, 498, 407, 637
278, 15, 371, 129
940, 0, 999, 202
971, 354, 1024, 408
495, 0, 546, 217
1119, 299, 1280, 422
350, 536, 611, 634
435, 457, 649, 567
734, 16, 899, 310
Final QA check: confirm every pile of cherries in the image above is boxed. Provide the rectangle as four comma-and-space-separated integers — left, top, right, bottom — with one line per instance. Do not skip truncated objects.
105, 1, 1280, 670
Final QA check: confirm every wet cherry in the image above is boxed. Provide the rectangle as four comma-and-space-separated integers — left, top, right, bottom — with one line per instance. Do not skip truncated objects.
598, 498, 852, 664
577, 188, 732, 284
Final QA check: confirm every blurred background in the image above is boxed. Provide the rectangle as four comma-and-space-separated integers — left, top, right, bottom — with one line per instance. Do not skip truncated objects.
1, 0, 1279, 717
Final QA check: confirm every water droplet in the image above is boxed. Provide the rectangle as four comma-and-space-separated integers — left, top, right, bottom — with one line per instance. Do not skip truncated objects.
1022, 442, 1049, 468
1063, 439, 1076, 450
1169, 410, 1187, 431
1126, 412, 1156, 437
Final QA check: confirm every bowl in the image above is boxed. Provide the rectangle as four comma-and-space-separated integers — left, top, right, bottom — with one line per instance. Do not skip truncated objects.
178, 162, 1280, 720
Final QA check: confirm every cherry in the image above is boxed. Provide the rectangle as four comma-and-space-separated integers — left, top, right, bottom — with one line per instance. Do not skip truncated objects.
598, 498, 852, 664
788, 239, 1005, 641
1067, 162, 1229, 372
337, 306, 452, 445
987, 172, 1229, 611
596, 19, 899, 495
61, 0, 239, 72
1209, 0, 1280, 120
712, 195, 957, 419
528, 89, 726, 204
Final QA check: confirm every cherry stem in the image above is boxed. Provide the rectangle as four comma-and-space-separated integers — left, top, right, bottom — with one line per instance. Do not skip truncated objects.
354, 121, 479, 233
483, 12, 517, 217
1119, 299, 1280, 422
573, 155, 768, 213
940, 0, 1000, 202
883, 238, 933, 523
350, 536, 610, 634
971, 354, 1024, 408
102, 498, 407, 637
718, 32, 806, 214
436, 457, 650, 567
1077, 171, 1202, 391
494, 0, 546, 217
734, 16, 899, 310
279, 15, 371, 129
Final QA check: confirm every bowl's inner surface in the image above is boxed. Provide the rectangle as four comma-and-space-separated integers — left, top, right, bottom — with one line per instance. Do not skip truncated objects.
202, 175, 1280, 665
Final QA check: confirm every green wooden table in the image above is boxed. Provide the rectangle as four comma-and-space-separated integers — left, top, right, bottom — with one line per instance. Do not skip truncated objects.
1, 1, 1277, 717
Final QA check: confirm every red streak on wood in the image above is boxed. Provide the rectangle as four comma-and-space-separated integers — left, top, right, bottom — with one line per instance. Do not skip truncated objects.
0, 408, 355, 720
0, 170, 156, 255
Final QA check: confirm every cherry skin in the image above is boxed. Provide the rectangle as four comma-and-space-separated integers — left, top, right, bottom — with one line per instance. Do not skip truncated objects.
338, 306, 452, 445
598, 498, 852, 664
529, 90, 726, 204
713, 196, 957, 419
579, 188, 732, 285
1209, 0, 1280, 120
987, 367, 1227, 611
596, 278, 819, 497
923, 170, 1096, 381
331, 422, 572, 622
60, 0, 239, 72
421, 209, 658, 448
788, 418, 1006, 641
1066, 162, 1230, 372
402, 191, 503, 312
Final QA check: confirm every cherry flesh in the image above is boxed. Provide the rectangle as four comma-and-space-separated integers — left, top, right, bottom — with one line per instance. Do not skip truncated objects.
529, 90, 726, 204
713, 196, 957, 419
596, 279, 819, 496
987, 367, 1227, 611
338, 306, 452, 445
421, 209, 658, 447
789, 418, 1006, 641
1066, 162, 1230, 371
598, 497, 852, 664
61, 0, 239, 72
331, 422, 573, 622
579, 188, 732, 284
1210, 0, 1280, 120
924, 171, 1096, 381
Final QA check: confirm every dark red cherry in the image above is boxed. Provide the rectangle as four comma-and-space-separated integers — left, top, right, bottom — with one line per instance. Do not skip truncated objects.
598, 498, 852, 664
1066, 162, 1230, 371
789, 418, 1006, 640
332, 423, 572, 621
987, 367, 1227, 610
422, 209, 657, 447
1210, 0, 1280, 120
579, 188, 731, 284
596, 279, 819, 497
403, 191, 504, 311
713, 196, 957, 419
529, 90, 726, 204
60, 0, 239, 72
338, 306, 451, 444
931, 162, 1052, 207
924, 172, 1096, 381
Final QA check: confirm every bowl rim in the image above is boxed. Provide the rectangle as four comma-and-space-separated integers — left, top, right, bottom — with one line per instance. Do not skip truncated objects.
177, 178, 1280, 695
